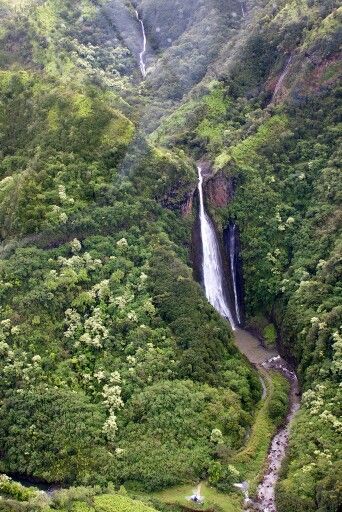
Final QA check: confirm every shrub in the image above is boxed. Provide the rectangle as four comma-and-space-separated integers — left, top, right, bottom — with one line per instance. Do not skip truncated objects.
0, 388, 111, 484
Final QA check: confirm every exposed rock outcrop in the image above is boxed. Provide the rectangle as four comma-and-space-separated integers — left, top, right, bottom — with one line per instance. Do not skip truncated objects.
180, 192, 194, 216
205, 171, 234, 208
174, 165, 234, 217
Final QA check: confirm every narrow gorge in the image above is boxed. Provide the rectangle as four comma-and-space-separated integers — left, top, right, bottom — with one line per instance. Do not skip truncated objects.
196, 166, 300, 512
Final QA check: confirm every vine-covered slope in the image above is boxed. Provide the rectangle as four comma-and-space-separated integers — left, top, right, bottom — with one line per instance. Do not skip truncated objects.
153, 1, 341, 510
0, 0, 261, 503
0, 1, 341, 511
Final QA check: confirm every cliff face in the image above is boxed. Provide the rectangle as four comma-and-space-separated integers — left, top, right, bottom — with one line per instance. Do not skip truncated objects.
180, 192, 194, 216
205, 171, 234, 208
179, 168, 234, 217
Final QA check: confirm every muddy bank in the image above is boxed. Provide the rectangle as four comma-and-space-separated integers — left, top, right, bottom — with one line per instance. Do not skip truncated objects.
234, 328, 278, 365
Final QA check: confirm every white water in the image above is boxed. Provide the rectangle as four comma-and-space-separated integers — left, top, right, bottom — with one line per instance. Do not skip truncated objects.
253, 357, 300, 512
272, 55, 292, 102
197, 167, 236, 330
240, 2, 246, 18
135, 9, 147, 77
228, 223, 242, 325
234, 481, 250, 506
197, 164, 300, 511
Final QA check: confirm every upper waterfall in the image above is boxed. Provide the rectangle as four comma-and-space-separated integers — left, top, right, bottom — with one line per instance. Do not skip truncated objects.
135, 9, 147, 77
197, 166, 237, 330
272, 55, 292, 102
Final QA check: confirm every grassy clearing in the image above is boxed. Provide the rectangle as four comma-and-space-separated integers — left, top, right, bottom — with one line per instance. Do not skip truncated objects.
151, 482, 242, 512
143, 370, 290, 510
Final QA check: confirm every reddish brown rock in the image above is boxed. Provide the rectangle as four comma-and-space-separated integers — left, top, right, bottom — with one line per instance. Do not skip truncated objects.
181, 192, 194, 216
205, 171, 234, 208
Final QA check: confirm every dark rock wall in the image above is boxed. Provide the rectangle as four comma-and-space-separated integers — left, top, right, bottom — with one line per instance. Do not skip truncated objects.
205, 171, 234, 208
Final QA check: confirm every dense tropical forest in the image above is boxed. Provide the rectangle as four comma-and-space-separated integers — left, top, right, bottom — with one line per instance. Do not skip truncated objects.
0, 1, 341, 511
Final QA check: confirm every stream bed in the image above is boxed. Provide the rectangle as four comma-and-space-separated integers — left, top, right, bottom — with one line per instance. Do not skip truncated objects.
233, 330, 300, 512
253, 356, 300, 512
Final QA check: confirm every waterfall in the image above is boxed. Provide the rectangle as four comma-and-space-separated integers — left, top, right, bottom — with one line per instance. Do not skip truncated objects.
272, 55, 292, 102
197, 167, 236, 330
240, 2, 246, 18
228, 223, 242, 325
135, 10, 147, 77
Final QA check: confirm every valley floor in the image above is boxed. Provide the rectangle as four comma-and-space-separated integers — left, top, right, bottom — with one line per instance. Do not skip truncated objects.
146, 329, 296, 512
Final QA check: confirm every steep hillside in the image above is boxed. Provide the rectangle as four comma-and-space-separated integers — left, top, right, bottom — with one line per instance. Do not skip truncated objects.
153, 0, 341, 510
139, 0, 246, 100
0, 0, 141, 87
0, 0, 261, 505
0, 1, 341, 512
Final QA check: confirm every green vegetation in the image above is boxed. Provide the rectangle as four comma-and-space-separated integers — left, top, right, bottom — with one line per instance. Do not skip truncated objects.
0, 0, 261, 502
140, 0, 245, 105
0, 388, 110, 483
0, 0, 341, 511
0, 480, 160, 512
93, 494, 158, 512
140, 371, 289, 509
152, 0, 341, 509
263, 324, 277, 348
276, 382, 342, 511
0, 231, 260, 489
0, 475, 36, 502
233, 372, 290, 492
116, 379, 250, 491
152, 482, 242, 512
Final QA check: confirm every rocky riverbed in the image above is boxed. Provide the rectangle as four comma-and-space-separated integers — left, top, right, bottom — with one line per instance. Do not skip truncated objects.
234, 329, 300, 512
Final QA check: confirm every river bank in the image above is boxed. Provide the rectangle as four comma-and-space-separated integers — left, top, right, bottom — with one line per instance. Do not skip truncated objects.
149, 343, 297, 512
233, 329, 300, 512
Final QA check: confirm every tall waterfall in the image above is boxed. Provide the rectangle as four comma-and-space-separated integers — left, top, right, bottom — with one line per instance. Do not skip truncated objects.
272, 55, 292, 102
240, 2, 246, 18
135, 10, 147, 77
228, 223, 242, 325
197, 166, 237, 330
